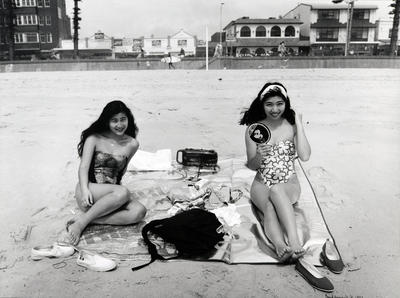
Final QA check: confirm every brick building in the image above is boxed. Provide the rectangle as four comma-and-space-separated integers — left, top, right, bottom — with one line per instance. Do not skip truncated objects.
0, 0, 71, 60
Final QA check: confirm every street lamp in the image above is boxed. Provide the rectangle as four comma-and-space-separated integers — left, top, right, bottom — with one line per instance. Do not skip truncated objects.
332, 0, 355, 56
219, 1, 224, 55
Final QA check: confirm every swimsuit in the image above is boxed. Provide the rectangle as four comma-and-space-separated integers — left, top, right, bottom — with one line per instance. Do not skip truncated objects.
89, 151, 128, 185
257, 140, 297, 188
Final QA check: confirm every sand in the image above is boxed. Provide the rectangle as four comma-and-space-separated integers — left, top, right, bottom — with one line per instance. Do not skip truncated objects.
0, 68, 399, 297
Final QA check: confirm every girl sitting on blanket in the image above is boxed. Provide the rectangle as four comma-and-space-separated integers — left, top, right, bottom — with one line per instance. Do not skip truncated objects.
240, 82, 311, 262
62, 100, 146, 245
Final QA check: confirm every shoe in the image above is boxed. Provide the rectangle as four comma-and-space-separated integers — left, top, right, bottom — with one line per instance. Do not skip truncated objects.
76, 250, 117, 272
295, 258, 334, 293
31, 243, 75, 261
320, 239, 345, 274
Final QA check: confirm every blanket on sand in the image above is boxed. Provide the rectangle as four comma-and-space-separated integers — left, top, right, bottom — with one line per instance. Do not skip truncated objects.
77, 159, 336, 266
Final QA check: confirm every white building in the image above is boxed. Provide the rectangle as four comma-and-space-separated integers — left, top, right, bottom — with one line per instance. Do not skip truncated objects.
143, 29, 196, 56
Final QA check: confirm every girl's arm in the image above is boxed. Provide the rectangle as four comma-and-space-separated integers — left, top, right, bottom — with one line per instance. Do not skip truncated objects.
121, 138, 139, 177
78, 135, 96, 205
294, 113, 311, 161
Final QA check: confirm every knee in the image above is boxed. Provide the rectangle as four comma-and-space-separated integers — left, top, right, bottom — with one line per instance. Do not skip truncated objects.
136, 203, 147, 221
113, 187, 131, 205
270, 184, 285, 198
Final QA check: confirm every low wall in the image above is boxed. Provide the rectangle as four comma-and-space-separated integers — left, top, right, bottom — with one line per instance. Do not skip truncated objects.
1, 56, 399, 72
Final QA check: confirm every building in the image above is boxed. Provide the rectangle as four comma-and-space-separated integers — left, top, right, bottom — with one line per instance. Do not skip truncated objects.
284, 3, 379, 56
0, 0, 71, 60
143, 29, 196, 57
223, 16, 308, 57
375, 19, 400, 55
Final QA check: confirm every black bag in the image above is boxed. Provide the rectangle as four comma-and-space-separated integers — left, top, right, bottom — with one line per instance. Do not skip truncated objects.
132, 209, 224, 271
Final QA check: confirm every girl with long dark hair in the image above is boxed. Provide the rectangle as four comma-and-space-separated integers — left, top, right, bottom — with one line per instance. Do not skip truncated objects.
63, 100, 146, 245
240, 82, 311, 262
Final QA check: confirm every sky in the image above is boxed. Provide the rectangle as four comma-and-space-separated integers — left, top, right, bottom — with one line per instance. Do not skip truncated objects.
66, 0, 394, 39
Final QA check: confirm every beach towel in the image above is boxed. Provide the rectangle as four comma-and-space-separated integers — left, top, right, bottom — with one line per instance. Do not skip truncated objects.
78, 159, 336, 266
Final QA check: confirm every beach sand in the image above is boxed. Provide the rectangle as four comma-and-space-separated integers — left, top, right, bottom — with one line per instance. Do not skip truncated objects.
0, 68, 399, 297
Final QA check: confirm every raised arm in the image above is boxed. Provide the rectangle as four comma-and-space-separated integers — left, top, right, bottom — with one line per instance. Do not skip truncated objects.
294, 113, 311, 161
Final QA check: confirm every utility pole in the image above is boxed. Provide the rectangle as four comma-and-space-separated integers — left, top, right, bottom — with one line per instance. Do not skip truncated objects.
219, 1, 224, 56
6, 0, 16, 60
73, 0, 82, 59
389, 0, 400, 56
332, 0, 355, 56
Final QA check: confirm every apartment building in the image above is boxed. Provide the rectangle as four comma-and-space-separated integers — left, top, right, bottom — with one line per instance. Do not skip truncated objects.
284, 3, 379, 56
0, 0, 71, 60
223, 16, 308, 57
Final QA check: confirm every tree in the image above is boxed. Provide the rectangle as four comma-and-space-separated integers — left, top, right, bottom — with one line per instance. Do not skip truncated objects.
389, 0, 400, 56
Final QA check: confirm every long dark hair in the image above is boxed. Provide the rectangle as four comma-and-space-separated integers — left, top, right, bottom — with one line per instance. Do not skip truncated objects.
239, 82, 295, 126
77, 100, 138, 157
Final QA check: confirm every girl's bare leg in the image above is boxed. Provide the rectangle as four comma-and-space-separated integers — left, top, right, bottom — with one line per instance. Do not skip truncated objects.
66, 183, 146, 245
251, 180, 292, 261
269, 180, 304, 258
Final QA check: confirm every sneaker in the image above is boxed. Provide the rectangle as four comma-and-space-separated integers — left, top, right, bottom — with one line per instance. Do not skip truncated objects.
76, 250, 117, 272
31, 243, 75, 261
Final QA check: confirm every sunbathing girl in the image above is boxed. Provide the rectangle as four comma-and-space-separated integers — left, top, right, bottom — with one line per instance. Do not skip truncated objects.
62, 100, 146, 245
240, 82, 311, 262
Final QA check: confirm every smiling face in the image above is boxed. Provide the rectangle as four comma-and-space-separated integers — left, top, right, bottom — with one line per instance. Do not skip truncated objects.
109, 112, 128, 136
263, 96, 286, 120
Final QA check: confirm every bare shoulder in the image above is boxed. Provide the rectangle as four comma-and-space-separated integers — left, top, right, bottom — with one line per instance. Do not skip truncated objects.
125, 136, 139, 155
85, 134, 100, 145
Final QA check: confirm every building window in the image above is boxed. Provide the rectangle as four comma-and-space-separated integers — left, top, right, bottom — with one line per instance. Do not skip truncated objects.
239, 48, 250, 56
351, 28, 368, 41
352, 10, 370, 20
317, 10, 339, 20
255, 48, 266, 56
240, 26, 251, 37
45, 15, 51, 25
285, 26, 295, 37
44, 0, 50, 7
15, 33, 24, 43
316, 28, 339, 41
14, 0, 36, 7
26, 32, 38, 42
151, 40, 161, 47
270, 26, 281, 37
15, 15, 38, 25
255, 26, 266, 37
40, 33, 46, 43
177, 39, 187, 47
37, 0, 43, 6
46, 32, 52, 43
39, 15, 44, 25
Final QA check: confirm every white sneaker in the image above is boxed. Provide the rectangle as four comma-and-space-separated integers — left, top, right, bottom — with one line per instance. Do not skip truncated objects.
76, 250, 117, 272
31, 243, 75, 261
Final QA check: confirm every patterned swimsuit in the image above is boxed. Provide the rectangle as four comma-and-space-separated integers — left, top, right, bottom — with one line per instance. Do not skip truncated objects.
89, 151, 128, 185
258, 140, 297, 188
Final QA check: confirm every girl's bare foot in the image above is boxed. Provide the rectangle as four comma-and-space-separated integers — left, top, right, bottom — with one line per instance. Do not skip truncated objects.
66, 219, 85, 245
275, 244, 293, 262
288, 236, 305, 260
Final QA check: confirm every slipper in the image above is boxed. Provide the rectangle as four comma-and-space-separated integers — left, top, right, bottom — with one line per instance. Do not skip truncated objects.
31, 243, 75, 261
295, 258, 334, 293
320, 239, 344, 274
76, 250, 117, 272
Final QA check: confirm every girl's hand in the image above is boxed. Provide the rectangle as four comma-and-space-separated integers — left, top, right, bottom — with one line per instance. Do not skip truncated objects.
256, 143, 272, 156
81, 188, 94, 207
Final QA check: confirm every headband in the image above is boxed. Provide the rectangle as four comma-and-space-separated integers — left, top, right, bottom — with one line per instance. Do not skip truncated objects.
260, 84, 288, 100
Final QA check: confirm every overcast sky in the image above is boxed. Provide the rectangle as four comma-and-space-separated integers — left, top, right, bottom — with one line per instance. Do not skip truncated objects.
66, 0, 394, 39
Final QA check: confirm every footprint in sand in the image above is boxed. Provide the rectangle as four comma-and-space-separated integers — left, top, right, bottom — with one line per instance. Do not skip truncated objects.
307, 166, 332, 180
